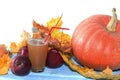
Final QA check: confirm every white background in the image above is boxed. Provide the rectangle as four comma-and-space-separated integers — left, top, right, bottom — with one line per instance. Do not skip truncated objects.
0, 0, 120, 46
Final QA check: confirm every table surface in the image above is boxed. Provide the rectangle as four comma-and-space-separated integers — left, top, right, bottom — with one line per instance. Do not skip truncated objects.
1, 55, 120, 80
0, 64, 92, 80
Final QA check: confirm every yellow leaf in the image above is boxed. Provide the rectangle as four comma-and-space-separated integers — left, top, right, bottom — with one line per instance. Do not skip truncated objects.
10, 42, 20, 53
46, 17, 63, 30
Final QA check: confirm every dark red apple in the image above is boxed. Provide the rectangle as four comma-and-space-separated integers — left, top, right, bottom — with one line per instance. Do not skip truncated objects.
46, 48, 63, 68
11, 55, 31, 76
18, 46, 28, 57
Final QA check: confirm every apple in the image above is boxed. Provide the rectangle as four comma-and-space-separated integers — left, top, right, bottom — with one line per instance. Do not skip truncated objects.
18, 46, 28, 57
46, 48, 64, 68
11, 55, 31, 76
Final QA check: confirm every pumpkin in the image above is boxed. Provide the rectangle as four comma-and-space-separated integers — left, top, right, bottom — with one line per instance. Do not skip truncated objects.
72, 8, 120, 70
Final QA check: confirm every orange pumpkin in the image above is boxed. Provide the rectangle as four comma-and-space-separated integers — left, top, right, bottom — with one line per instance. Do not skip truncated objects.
72, 8, 120, 70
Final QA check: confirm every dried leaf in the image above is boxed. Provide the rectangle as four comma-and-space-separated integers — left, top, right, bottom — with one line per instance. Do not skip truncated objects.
46, 17, 63, 29
51, 31, 71, 45
10, 42, 20, 53
20, 30, 29, 42
0, 44, 7, 57
0, 58, 4, 68
102, 66, 113, 75
10, 30, 28, 53
0, 54, 11, 75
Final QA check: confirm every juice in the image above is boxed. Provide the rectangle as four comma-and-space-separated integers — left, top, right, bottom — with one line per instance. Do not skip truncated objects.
27, 39, 48, 72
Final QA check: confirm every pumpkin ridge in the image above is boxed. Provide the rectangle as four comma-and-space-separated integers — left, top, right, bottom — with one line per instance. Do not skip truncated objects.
82, 29, 108, 69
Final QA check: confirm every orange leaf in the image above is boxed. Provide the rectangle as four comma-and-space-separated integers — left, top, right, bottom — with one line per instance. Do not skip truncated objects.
0, 54, 11, 75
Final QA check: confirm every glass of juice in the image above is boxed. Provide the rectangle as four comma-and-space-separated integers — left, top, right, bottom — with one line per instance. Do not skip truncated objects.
27, 33, 48, 72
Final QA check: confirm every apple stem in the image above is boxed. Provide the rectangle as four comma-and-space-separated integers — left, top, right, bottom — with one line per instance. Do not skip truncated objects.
16, 62, 22, 66
106, 8, 118, 32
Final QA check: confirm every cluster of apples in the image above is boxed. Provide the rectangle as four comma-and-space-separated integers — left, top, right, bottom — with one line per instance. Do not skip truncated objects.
11, 46, 64, 76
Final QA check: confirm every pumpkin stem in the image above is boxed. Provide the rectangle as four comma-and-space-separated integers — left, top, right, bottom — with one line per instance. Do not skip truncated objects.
106, 8, 118, 32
